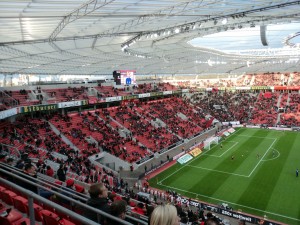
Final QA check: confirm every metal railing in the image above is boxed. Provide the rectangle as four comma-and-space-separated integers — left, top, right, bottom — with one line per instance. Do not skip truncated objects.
0, 164, 147, 225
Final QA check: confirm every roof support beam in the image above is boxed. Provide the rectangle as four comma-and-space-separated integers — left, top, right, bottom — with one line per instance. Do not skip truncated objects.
100, 0, 199, 36
49, 0, 115, 40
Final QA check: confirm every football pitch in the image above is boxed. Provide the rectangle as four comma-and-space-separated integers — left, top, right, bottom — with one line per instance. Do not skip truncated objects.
149, 128, 300, 225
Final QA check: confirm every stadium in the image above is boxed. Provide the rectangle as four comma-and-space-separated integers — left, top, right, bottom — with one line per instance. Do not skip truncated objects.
0, 1, 300, 225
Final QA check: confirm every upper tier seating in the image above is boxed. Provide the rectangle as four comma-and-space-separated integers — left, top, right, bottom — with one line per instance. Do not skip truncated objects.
43, 87, 88, 103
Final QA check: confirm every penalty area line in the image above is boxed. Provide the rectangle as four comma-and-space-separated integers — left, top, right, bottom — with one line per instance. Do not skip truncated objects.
186, 164, 248, 177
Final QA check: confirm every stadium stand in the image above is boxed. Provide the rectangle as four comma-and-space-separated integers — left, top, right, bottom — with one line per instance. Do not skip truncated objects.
2, 75, 300, 225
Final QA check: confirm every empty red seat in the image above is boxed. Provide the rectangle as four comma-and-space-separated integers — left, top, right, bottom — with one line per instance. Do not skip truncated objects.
12, 196, 43, 221
0, 185, 7, 201
40, 210, 75, 225
74, 184, 84, 193
12, 196, 27, 214
0, 209, 23, 225
2, 190, 17, 205
12, 217, 38, 225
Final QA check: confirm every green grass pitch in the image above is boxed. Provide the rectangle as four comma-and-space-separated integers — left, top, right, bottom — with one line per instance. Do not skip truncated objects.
149, 128, 300, 225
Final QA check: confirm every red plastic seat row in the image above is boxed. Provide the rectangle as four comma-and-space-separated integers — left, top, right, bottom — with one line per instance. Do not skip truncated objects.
40, 210, 75, 225
0, 207, 38, 225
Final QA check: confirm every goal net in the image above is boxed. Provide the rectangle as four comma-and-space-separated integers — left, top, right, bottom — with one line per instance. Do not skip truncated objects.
204, 136, 220, 150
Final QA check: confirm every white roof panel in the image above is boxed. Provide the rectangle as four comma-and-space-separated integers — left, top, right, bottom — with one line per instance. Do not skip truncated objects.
0, 0, 300, 75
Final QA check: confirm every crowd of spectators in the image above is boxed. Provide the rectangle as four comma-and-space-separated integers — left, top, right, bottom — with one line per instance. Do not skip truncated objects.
191, 91, 256, 124
107, 104, 180, 152
45, 86, 89, 103
143, 97, 205, 138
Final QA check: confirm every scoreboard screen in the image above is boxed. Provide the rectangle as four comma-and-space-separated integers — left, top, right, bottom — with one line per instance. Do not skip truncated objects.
113, 70, 136, 85
120, 70, 136, 85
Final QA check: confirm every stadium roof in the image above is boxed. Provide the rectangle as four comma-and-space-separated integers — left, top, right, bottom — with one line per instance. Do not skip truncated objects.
0, 0, 300, 76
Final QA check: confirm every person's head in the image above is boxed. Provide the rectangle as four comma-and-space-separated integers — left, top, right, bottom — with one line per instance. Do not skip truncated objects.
24, 163, 36, 175
16, 159, 24, 169
110, 200, 127, 219
239, 219, 246, 225
88, 183, 108, 198
150, 204, 180, 225
204, 217, 220, 225
6, 158, 14, 165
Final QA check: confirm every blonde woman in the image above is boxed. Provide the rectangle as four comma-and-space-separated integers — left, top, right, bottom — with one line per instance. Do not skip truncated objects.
150, 204, 180, 225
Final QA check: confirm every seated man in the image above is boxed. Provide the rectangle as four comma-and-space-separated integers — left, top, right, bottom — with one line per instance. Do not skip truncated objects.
108, 200, 127, 225
15, 163, 53, 199
84, 182, 110, 223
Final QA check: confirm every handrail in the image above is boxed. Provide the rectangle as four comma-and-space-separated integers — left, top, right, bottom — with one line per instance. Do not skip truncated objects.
0, 163, 87, 202
0, 177, 100, 225
0, 166, 147, 225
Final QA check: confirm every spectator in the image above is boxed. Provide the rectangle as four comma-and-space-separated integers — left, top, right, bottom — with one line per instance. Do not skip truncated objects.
84, 182, 110, 223
150, 204, 180, 225
108, 200, 127, 225
16, 163, 38, 194
46, 165, 54, 177
0, 157, 14, 181
56, 164, 67, 182
16, 163, 53, 199
239, 219, 246, 225
15, 159, 24, 170
204, 217, 220, 225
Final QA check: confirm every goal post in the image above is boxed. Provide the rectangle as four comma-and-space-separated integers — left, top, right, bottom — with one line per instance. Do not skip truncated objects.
204, 136, 220, 150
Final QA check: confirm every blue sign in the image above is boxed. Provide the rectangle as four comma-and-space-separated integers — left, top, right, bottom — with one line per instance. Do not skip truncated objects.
126, 77, 132, 85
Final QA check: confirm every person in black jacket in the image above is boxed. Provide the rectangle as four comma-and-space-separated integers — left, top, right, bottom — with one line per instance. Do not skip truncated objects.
16, 163, 38, 194
16, 163, 53, 199
56, 164, 67, 182
108, 200, 127, 225
84, 182, 110, 223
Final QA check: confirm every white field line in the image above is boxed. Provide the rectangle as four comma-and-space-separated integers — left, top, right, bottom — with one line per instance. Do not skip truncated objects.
159, 130, 276, 183
158, 128, 241, 184
247, 138, 277, 177
207, 141, 239, 157
158, 183, 300, 222
262, 148, 280, 162
157, 130, 295, 222
186, 165, 248, 177
237, 134, 277, 140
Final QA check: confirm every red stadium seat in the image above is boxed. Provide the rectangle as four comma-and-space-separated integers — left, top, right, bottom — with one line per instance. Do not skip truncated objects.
0, 209, 23, 225
74, 184, 84, 193
0, 202, 5, 211
12, 196, 28, 214
0, 185, 7, 201
2, 190, 17, 206
12, 196, 43, 221
40, 210, 75, 225
12, 217, 38, 225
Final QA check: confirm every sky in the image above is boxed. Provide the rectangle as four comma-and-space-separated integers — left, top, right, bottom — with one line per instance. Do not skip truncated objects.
189, 23, 300, 52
